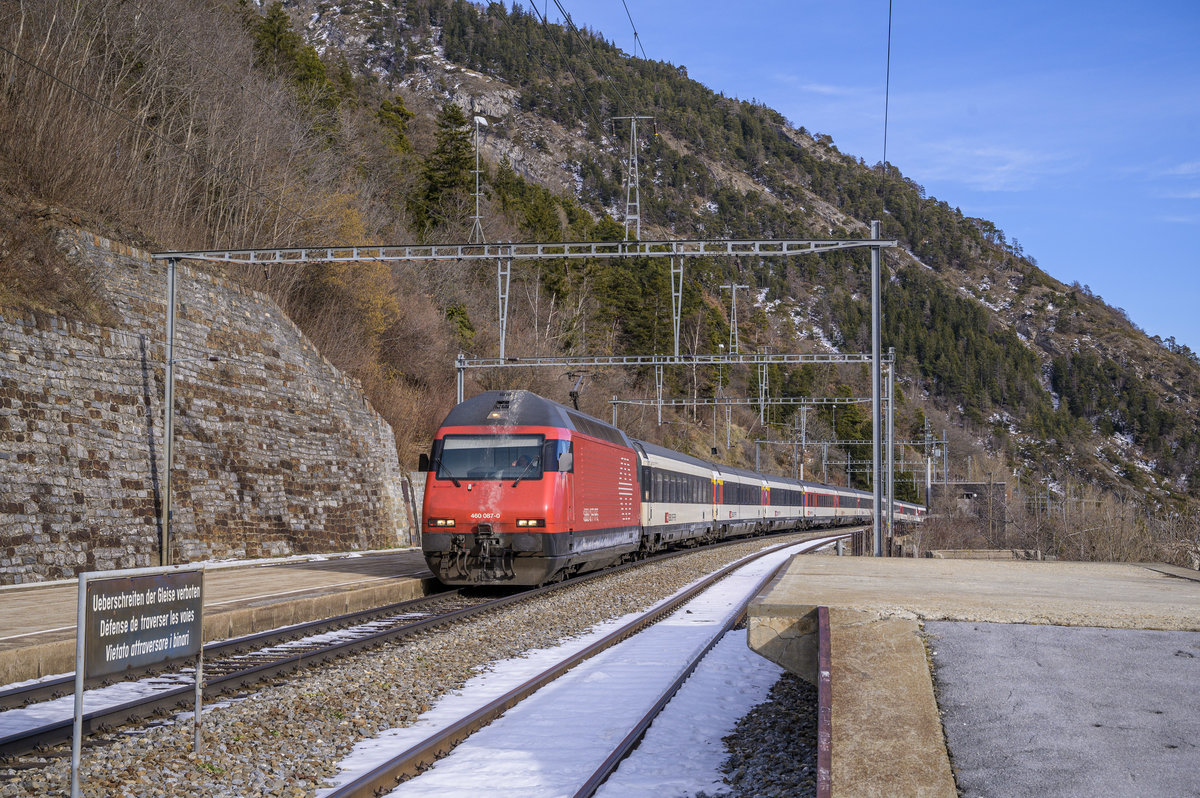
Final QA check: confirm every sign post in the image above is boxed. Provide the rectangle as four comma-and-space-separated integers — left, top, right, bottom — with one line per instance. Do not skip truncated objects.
71, 564, 205, 797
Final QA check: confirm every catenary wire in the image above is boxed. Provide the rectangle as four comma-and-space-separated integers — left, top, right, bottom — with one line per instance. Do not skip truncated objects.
619, 0, 648, 60
883, 0, 893, 170
554, 1, 663, 233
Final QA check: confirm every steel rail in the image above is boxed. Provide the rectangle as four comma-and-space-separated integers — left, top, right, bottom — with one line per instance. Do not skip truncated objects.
323, 534, 848, 798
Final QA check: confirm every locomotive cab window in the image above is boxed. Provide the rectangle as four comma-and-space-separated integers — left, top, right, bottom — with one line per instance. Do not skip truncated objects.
434, 434, 545, 480
545, 439, 573, 472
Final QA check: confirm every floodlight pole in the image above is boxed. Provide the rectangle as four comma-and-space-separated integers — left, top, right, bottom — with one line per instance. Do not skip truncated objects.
871, 221, 883, 557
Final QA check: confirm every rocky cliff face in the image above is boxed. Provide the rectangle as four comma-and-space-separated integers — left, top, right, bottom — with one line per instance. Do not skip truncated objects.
0, 231, 417, 583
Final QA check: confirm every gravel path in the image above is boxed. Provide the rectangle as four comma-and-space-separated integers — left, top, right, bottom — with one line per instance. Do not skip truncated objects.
0, 537, 814, 797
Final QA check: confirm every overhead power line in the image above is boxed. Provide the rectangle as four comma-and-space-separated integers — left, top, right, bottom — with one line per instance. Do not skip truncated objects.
552, 0, 635, 115
883, 0, 893, 169
619, 0, 648, 60
525, 3, 609, 135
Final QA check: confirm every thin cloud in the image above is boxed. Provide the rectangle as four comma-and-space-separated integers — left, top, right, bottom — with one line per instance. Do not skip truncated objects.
770, 72, 865, 97
799, 82, 859, 97
1166, 161, 1200, 176
905, 141, 1075, 193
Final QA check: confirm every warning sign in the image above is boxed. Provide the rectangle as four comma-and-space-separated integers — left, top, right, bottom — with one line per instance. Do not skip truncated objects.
82, 569, 204, 680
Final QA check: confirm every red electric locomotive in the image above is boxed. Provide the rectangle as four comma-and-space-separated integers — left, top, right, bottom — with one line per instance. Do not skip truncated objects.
421, 390, 926, 585
420, 391, 641, 585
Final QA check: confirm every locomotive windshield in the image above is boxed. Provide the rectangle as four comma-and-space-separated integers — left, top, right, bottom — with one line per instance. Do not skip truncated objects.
434, 434, 545, 481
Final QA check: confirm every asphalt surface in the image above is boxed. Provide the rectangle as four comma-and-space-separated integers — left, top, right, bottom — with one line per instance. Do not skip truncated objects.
926, 621, 1200, 798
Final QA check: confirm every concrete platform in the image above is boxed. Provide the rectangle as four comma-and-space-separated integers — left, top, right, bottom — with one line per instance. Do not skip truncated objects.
0, 549, 436, 686
748, 556, 1200, 797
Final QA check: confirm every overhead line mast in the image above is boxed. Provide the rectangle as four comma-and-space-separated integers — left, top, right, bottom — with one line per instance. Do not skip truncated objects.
469, 115, 487, 245
610, 115, 655, 242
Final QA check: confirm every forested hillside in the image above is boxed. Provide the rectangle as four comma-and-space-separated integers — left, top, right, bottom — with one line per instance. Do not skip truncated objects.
1, 0, 1196, 564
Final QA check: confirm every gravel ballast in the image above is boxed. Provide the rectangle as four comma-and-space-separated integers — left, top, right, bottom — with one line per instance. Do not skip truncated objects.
714, 672, 818, 798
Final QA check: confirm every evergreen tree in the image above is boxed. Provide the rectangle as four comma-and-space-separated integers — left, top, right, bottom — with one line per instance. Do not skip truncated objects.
413, 103, 474, 233
251, 2, 301, 73
249, 2, 339, 124
378, 98, 414, 152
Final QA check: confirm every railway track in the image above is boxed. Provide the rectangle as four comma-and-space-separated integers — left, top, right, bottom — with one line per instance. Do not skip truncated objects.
321, 535, 835, 798
0, 590, 464, 712
0, 590, 495, 760
0, 530, 842, 762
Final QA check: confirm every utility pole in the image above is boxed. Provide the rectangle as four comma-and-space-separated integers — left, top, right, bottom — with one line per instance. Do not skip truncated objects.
886, 349, 895, 550
798, 407, 807, 480
611, 115, 654, 241
924, 418, 933, 511
160, 259, 177, 566
943, 431, 949, 492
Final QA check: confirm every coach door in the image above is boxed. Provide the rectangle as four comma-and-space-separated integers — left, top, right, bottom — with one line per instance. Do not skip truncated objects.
631, 442, 652, 527
711, 471, 722, 528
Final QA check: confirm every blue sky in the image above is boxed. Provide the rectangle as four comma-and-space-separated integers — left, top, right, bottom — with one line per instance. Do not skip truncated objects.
542, 1, 1200, 353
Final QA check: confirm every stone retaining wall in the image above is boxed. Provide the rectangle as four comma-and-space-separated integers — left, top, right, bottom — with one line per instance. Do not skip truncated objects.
0, 231, 416, 583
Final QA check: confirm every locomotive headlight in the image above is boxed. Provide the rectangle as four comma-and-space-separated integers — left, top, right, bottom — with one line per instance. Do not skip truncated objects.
515, 518, 545, 527
429, 518, 456, 527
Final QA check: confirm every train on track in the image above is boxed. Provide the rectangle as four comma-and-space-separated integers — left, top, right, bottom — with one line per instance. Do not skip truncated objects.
420, 390, 925, 585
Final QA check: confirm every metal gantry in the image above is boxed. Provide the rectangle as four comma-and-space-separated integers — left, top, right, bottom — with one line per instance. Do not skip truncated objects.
152, 237, 895, 264
610, 391, 878, 429
153, 228, 900, 555
153, 235, 897, 370
457, 351, 889, 409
